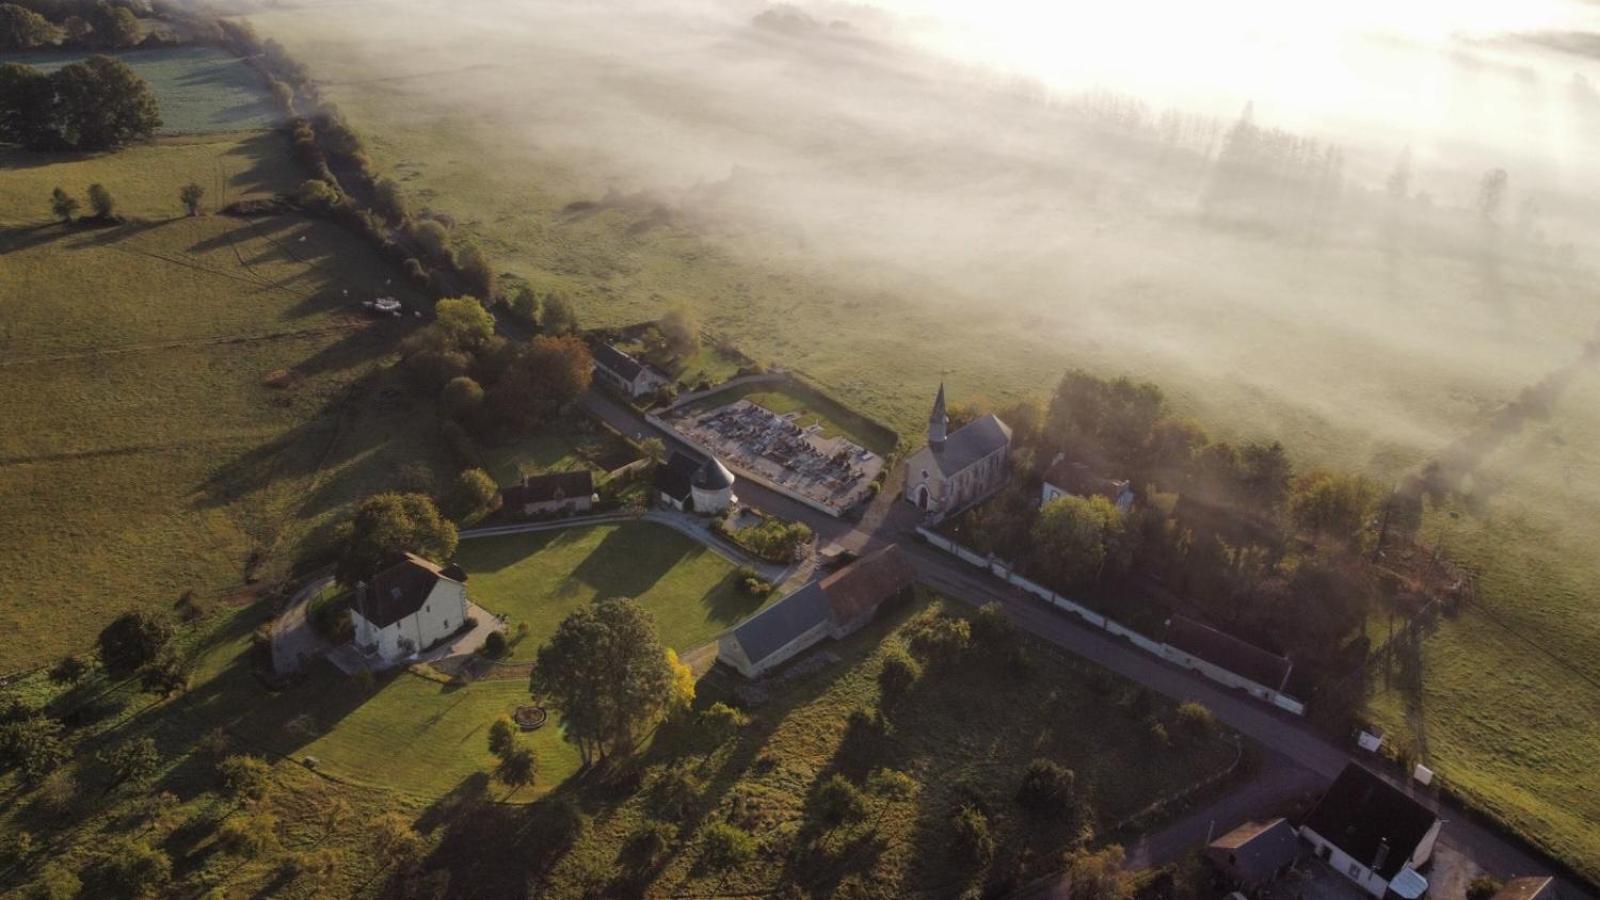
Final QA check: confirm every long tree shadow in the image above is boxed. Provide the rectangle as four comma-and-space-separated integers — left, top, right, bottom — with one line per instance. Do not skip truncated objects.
568, 523, 698, 600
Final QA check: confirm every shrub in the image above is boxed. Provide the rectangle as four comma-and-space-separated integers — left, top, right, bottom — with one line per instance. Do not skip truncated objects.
441, 376, 485, 421
649, 767, 700, 820
99, 736, 160, 792
482, 630, 509, 658
28, 862, 80, 900
32, 769, 78, 815
218, 754, 272, 802
295, 178, 341, 213
451, 467, 500, 520
1005, 644, 1036, 680
877, 647, 920, 707
101, 838, 171, 897
624, 820, 675, 869
1016, 759, 1078, 820
971, 602, 1016, 649
949, 804, 995, 864
216, 812, 278, 857
47, 655, 87, 684
1174, 702, 1216, 738
699, 702, 749, 741
0, 716, 68, 781
487, 716, 517, 757
1467, 875, 1504, 900
138, 647, 191, 697
905, 612, 970, 666
866, 767, 917, 800
1147, 719, 1170, 748
816, 774, 867, 828
700, 822, 756, 870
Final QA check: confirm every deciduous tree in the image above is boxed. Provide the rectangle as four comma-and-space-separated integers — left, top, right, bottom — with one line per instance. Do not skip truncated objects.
96, 611, 171, 677
179, 182, 204, 216
86, 182, 113, 218
0, 3, 58, 49
48, 186, 77, 223
1031, 494, 1127, 591
540, 292, 578, 335
659, 306, 700, 359
332, 492, 458, 586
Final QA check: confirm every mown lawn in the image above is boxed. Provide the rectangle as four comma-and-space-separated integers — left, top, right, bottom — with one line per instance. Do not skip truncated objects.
0, 45, 281, 134
0, 136, 448, 673
478, 417, 640, 486
457, 522, 766, 661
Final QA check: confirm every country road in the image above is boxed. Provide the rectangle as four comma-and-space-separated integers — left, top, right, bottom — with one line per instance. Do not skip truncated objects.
583, 387, 1592, 898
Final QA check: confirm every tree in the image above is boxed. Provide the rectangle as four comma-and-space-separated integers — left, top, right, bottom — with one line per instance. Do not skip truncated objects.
216, 812, 278, 857
495, 744, 536, 788
659, 307, 700, 359
1238, 440, 1292, 512
101, 838, 171, 897
698, 702, 748, 743
666, 647, 695, 712
540, 292, 578, 335
1045, 369, 1165, 470
487, 716, 517, 758
487, 335, 593, 431
0, 4, 58, 50
971, 601, 1016, 650
1385, 145, 1411, 202
332, 492, 458, 586
412, 219, 453, 267
1032, 494, 1125, 591
1061, 845, 1134, 900
28, 862, 81, 900
35, 55, 161, 150
217, 754, 272, 802
88, 1, 140, 48
1289, 470, 1377, 546
60, 14, 88, 44
47, 655, 86, 684
699, 822, 755, 870
530, 597, 677, 765
877, 647, 919, 707
458, 244, 496, 300
450, 468, 500, 521
99, 736, 160, 792
373, 176, 405, 222
295, 177, 340, 212
86, 182, 114, 218
0, 716, 68, 781
440, 375, 484, 422
49, 187, 77, 223
508, 285, 539, 325
433, 297, 495, 352
137, 646, 189, 696
1016, 758, 1078, 821
481, 630, 508, 658
640, 437, 666, 466
96, 610, 171, 677
949, 804, 995, 863
179, 182, 204, 216
816, 774, 867, 828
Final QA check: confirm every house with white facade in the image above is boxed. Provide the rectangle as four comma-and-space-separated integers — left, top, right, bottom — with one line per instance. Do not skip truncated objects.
1040, 453, 1134, 513
903, 384, 1011, 518
719, 544, 915, 677
1300, 763, 1441, 900
352, 554, 470, 663
656, 451, 736, 515
500, 470, 595, 517
593, 343, 670, 400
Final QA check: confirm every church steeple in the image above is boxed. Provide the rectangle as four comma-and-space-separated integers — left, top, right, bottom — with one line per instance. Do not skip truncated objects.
928, 382, 948, 449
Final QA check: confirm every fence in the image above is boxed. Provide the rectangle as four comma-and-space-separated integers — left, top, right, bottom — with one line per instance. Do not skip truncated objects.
915, 526, 1307, 716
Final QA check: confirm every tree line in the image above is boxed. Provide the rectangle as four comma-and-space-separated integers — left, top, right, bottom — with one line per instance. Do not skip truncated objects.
0, 54, 160, 150
0, 0, 145, 52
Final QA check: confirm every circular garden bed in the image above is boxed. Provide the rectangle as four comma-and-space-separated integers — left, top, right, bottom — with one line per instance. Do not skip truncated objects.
514, 705, 548, 731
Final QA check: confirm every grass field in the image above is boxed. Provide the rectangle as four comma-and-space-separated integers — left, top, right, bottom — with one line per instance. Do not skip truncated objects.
0, 129, 450, 673
478, 418, 640, 486
457, 522, 765, 661
0, 45, 282, 134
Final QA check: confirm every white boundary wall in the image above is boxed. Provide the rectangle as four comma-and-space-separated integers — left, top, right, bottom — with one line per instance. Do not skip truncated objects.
915, 526, 1306, 716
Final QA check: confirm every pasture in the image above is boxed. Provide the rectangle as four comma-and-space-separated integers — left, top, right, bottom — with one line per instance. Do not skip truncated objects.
0, 45, 281, 134
0, 136, 445, 673
457, 522, 765, 661
246, 6, 1600, 875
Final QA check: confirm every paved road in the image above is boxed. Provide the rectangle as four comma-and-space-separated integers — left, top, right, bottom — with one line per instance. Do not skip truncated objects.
586, 389, 1591, 898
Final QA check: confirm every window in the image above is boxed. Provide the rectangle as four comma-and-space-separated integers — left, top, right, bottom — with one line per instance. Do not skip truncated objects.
921, 469, 929, 481
443, 620, 450, 631
1348, 862, 1362, 879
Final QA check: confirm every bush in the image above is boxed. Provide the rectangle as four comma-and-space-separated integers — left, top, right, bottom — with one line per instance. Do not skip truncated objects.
441, 376, 485, 421
649, 767, 701, 820
1016, 758, 1078, 820
488, 715, 517, 757
1174, 702, 1216, 739
816, 774, 867, 828
624, 820, 675, 869
1467, 875, 1504, 900
1146, 719, 1170, 748
949, 804, 995, 864
877, 647, 920, 707
700, 822, 756, 870
451, 467, 500, 520
905, 612, 970, 666
215, 754, 272, 804
101, 838, 171, 897
866, 767, 917, 800
699, 702, 749, 741
0, 716, 68, 781
216, 812, 278, 857
482, 630, 509, 658
28, 862, 80, 900
47, 655, 87, 684
971, 602, 1016, 649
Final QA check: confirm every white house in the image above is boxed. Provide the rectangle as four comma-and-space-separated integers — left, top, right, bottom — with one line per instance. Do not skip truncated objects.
903, 383, 1011, 518
1300, 764, 1441, 900
1040, 454, 1134, 513
352, 554, 470, 663
593, 343, 670, 400
656, 451, 736, 515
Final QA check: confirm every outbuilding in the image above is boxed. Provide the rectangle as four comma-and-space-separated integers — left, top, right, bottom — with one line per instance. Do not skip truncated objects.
1205, 818, 1298, 889
657, 451, 736, 515
1299, 763, 1441, 899
500, 470, 595, 517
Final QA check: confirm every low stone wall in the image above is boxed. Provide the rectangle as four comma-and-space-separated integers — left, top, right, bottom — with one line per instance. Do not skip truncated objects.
915, 526, 1307, 716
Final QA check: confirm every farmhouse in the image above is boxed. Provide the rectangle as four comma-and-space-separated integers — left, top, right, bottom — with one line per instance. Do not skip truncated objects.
353, 554, 470, 663
903, 383, 1011, 518
1161, 615, 1293, 702
499, 470, 595, 517
657, 450, 737, 515
1040, 453, 1134, 513
1300, 763, 1441, 900
1205, 818, 1298, 889
719, 544, 916, 677
592, 343, 669, 400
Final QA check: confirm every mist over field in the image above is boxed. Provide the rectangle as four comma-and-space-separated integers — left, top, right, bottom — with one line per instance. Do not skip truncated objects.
253, 0, 1600, 516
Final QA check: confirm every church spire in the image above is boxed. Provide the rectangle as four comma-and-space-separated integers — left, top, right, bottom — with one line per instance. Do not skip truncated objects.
928, 382, 948, 449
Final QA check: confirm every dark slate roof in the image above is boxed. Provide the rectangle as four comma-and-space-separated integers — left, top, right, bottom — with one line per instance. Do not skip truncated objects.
593, 343, 644, 381
930, 382, 948, 425
923, 413, 1011, 477
730, 582, 830, 665
1208, 818, 1298, 881
821, 544, 915, 626
1302, 764, 1439, 880
501, 470, 593, 507
1493, 878, 1556, 900
656, 451, 701, 502
1165, 615, 1292, 692
1044, 458, 1131, 504
692, 456, 735, 490
360, 553, 460, 629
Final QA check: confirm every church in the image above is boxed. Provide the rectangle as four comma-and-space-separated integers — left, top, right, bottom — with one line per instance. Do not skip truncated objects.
903, 383, 1012, 518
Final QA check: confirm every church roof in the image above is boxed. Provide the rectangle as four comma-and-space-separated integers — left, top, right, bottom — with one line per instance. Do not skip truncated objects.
916, 414, 1011, 478
929, 382, 948, 425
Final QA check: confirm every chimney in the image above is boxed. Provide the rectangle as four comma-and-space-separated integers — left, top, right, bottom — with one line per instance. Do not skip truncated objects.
1371, 838, 1390, 874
